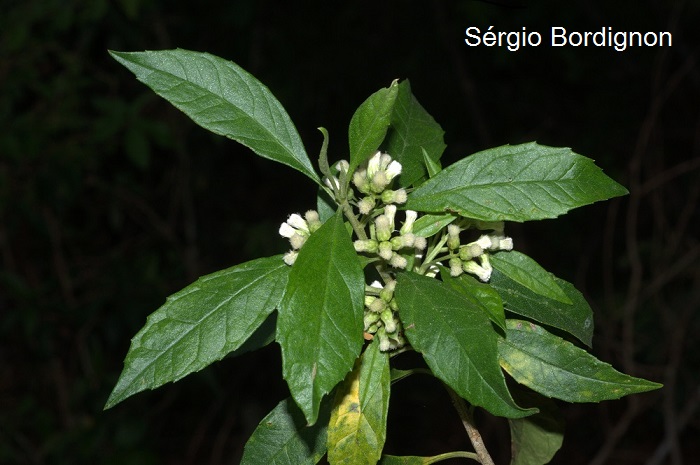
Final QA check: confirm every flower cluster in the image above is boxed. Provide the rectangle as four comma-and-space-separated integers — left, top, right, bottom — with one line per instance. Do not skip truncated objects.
352, 151, 408, 214
363, 280, 406, 351
353, 205, 426, 269
446, 224, 513, 281
277, 150, 516, 352
279, 210, 322, 265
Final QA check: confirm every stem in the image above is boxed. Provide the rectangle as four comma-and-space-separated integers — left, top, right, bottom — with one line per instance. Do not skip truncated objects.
426, 451, 480, 464
445, 385, 495, 465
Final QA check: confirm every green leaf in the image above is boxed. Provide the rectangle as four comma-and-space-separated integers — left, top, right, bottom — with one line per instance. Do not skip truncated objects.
327, 340, 390, 465
379, 456, 427, 465
490, 251, 571, 305
411, 213, 456, 239
241, 397, 330, 465
406, 142, 628, 221
316, 187, 336, 223
508, 390, 564, 465
105, 256, 290, 409
384, 80, 446, 187
395, 272, 534, 418
277, 211, 365, 424
442, 271, 506, 332
490, 268, 594, 347
422, 147, 442, 178
109, 49, 319, 184
348, 81, 400, 173
498, 320, 663, 402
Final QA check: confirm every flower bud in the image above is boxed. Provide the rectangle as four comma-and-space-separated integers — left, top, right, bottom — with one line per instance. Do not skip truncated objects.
475, 234, 493, 250
371, 170, 389, 193
389, 253, 408, 269
358, 196, 376, 215
367, 151, 383, 179
413, 236, 427, 250
380, 309, 397, 333
335, 159, 349, 173
381, 189, 407, 204
378, 241, 394, 260
289, 233, 307, 250
449, 257, 464, 277
400, 210, 418, 235
497, 236, 513, 251
375, 215, 392, 242
380, 280, 395, 301
304, 210, 322, 232
354, 239, 378, 253
384, 205, 397, 229
353, 168, 370, 194
283, 250, 298, 266
463, 260, 491, 282
460, 243, 483, 260
384, 160, 402, 181
369, 297, 387, 313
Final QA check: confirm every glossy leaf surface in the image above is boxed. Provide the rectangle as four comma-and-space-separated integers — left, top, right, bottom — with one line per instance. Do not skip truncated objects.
110, 49, 319, 183
384, 80, 446, 187
406, 142, 628, 221
105, 256, 289, 409
348, 81, 399, 173
395, 272, 534, 418
277, 211, 365, 424
327, 340, 390, 465
498, 320, 662, 402
490, 251, 571, 304
444, 271, 506, 332
490, 268, 594, 347
241, 397, 330, 465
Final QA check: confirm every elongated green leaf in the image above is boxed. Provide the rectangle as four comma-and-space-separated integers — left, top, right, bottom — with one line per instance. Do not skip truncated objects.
384, 80, 446, 187
109, 49, 319, 184
498, 320, 662, 402
411, 213, 456, 239
105, 256, 290, 409
508, 390, 564, 465
406, 142, 628, 221
277, 211, 365, 424
490, 269, 594, 347
241, 397, 330, 465
395, 272, 534, 418
327, 340, 390, 465
443, 271, 506, 332
490, 251, 571, 305
349, 81, 399, 172
379, 456, 427, 465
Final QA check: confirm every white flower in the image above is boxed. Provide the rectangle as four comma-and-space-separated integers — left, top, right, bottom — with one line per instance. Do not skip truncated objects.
463, 259, 491, 282
384, 160, 402, 181
475, 234, 493, 250
283, 250, 298, 266
367, 151, 383, 179
280, 213, 311, 250
400, 210, 418, 235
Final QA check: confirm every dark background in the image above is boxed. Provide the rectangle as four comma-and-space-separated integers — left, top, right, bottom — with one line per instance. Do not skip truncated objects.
1, 0, 698, 463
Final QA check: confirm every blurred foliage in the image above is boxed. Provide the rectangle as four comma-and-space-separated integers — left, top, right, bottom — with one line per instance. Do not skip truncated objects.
1, 0, 698, 464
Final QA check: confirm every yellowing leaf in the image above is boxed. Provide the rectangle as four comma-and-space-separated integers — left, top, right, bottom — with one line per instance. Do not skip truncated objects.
327, 340, 390, 465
